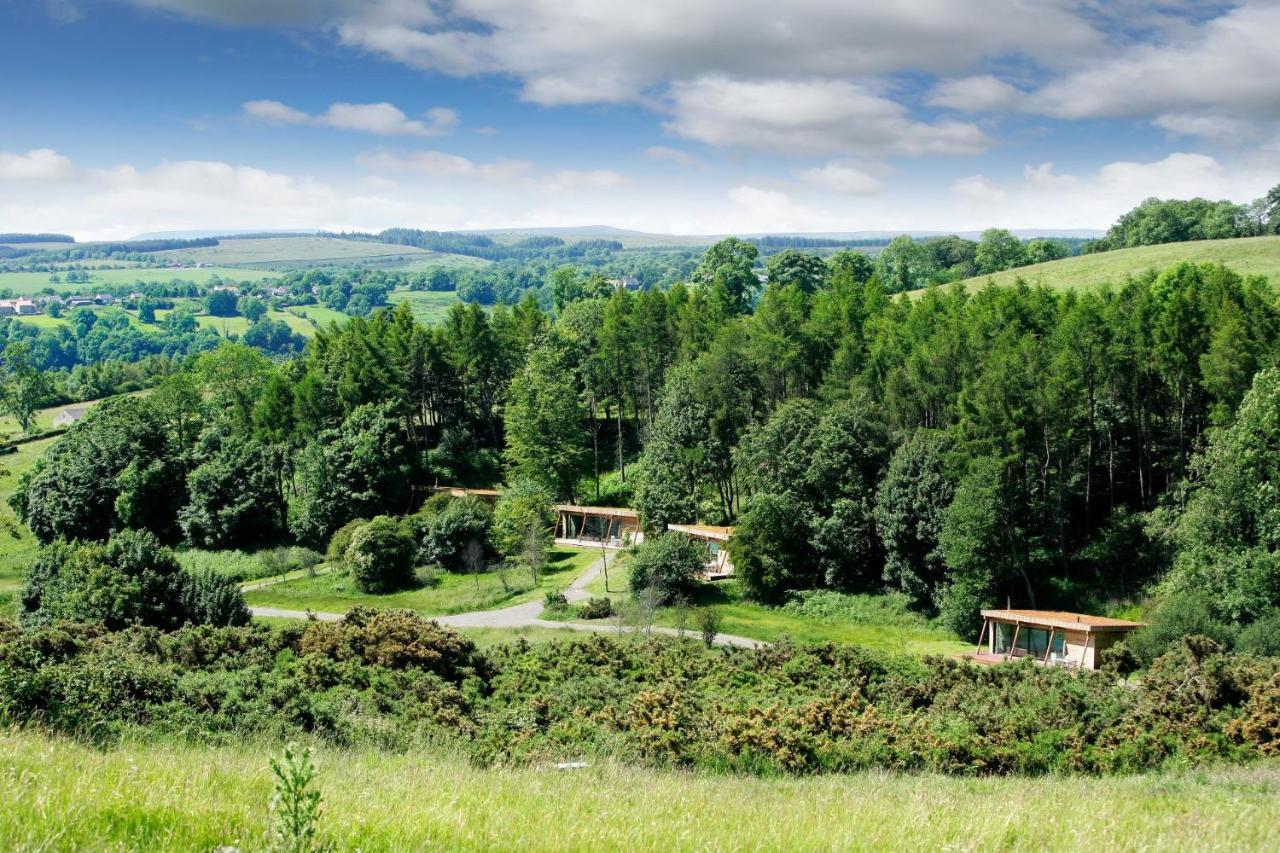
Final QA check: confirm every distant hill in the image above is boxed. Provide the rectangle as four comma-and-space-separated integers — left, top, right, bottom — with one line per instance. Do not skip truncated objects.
151, 236, 490, 271
920, 235, 1280, 295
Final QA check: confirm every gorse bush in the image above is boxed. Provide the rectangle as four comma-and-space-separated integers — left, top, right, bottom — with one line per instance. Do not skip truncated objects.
1, 616, 1275, 776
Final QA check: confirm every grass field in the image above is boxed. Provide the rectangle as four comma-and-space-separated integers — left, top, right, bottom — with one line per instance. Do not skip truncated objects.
0, 435, 57, 600
153, 237, 487, 270
0, 730, 1274, 851
244, 547, 599, 616
928, 235, 1280, 295
386, 288, 466, 324
286, 303, 351, 330
0, 266, 271, 294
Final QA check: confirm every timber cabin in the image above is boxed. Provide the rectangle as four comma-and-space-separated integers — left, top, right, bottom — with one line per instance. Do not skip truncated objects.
970, 609, 1144, 670
554, 504, 643, 549
668, 523, 735, 579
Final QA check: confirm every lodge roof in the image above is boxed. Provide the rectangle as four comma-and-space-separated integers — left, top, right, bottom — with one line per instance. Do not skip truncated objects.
554, 504, 641, 519
981, 609, 1144, 633
432, 486, 500, 498
668, 523, 734, 541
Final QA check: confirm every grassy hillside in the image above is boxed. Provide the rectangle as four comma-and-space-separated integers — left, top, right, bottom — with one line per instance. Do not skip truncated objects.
936, 235, 1280, 294
1, 731, 1274, 850
154, 237, 489, 271
386, 288, 467, 324
0, 266, 270, 294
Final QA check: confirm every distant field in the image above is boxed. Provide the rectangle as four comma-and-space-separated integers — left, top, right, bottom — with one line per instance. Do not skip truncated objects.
1, 730, 1275, 851
8, 305, 151, 334
0, 241, 76, 251
931, 235, 1280, 295
0, 266, 271, 294
286, 304, 350, 329
0, 435, 58, 596
154, 237, 486, 271
386, 288, 465, 324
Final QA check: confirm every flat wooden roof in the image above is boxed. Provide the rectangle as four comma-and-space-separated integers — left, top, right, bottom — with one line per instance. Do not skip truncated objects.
981, 609, 1144, 633
554, 504, 641, 520
433, 486, 501, 497
668, 523, 734, 541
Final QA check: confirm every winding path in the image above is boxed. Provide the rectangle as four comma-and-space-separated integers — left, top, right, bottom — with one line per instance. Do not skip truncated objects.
249, 555, 761, 649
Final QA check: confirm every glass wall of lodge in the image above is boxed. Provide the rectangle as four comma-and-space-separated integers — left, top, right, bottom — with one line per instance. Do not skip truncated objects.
994, 623, 1066, 658
561, 513, 628, 544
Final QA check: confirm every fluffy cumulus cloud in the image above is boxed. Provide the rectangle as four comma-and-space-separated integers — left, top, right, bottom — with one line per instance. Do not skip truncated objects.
354, 149, 534, 182
0, 148, 76, 181
666, 77, 989, 157
927, 75, 1025, 112
948, 153, 1272, 228
1035, 3, 1280, 125
243, 100, 458, 136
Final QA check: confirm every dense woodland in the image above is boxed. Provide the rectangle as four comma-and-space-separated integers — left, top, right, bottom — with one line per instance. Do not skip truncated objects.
7, 225, 1280, 660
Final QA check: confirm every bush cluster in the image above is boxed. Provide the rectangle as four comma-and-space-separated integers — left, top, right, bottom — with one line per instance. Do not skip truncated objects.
0, 614, 1275, 776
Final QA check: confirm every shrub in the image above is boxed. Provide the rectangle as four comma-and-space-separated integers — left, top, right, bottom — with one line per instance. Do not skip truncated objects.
543, 589, 568, 608
729, 492, 814, 603
696, 607, 721, 648
628, 532, 705, 604
419, 496, 493, 573
326, 518, 369, 566
182, 569, 251, 627
1238, 609, 1280, 657
298, 607, 482, 681
346, 516, 416, 594
1129, 591, 1239, 666
269, 743, 326, 853
580, 597, 614, 619
19, 529, 248, 631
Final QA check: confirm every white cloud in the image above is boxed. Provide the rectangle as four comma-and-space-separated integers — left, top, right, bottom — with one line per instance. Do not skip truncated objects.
354, 149, 534, 182
944, 153, 1272, 229
799, 162, 882, 195
126, 1, 1101, 108
666, 77, 989, 157
0, 148, 76, 182
1036, 3, 1280, 122
242, 99, 310, 124
1153, 113, 1269, 146
243, 100, 458, 136
643, 146, 701, 166
547, 169, 629, 190
951, 174, 1007, 205
927, 75, 1025, 111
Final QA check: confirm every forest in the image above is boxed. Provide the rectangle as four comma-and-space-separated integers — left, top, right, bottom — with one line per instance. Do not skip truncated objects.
6, 226, 1280, 666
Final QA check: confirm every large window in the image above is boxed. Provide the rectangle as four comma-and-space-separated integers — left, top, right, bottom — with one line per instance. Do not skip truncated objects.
994, 624, 1065, 657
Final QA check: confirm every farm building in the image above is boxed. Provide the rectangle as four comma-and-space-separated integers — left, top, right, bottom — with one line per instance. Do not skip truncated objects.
554, 504, 643, 549
969, 609, 1144, 670
52, 405, 88, 428
668, 523, 735, 579
0, 298, 38, 315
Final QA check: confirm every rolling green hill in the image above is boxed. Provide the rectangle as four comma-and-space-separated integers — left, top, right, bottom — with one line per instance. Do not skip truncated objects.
153, 236, 490, 271
934, 235, 1280, 295
0, 266, 270, 295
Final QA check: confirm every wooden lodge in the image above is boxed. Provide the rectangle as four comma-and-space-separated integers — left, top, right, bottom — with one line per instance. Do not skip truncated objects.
554, 504, 643, 549
668, 523, 735, 579
969, 609, 1144, 670
430, 486, 500, 502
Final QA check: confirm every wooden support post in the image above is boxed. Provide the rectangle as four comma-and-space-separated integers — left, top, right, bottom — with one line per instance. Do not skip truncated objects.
1080, 633, 1092, 670
1042, 628, 1055, 664
975, 619, 989, 656
1007, 623, 1021, 661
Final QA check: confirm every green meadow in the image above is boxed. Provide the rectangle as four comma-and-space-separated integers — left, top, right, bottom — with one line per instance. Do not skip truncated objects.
0, 730, 1274, 851
0, 266, 271, 294
930, 235, 1280, 295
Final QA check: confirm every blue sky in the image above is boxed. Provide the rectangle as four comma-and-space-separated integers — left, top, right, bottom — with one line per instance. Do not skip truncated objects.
1, 0, 1277, 239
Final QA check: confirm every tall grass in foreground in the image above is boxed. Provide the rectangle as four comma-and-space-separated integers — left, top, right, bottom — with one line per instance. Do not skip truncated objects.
0, 730, 1275, 851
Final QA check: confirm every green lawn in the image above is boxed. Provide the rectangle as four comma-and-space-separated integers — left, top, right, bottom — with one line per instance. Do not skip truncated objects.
582, 557, 967, 655
244, 547, 600, 616
0, 730, 1274, 850
920, 235, 1280, 296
